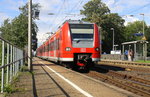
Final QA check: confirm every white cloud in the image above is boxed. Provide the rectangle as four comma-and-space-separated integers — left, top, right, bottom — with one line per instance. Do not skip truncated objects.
102, 0, 150, 25
35, 21, 51, 46
122, 16, 139, 26
0, 0, 26, 12
33, 0, 62, 13
32, 0, 87, 47
103, 0, 150, 13
0, 0, 27, 25
0, 13, 10, 20
0, 13, 12, 25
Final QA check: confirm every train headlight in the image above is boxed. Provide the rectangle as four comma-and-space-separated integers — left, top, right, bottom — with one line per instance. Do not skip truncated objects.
65, 47, 71, 51
95, 47, 99, 51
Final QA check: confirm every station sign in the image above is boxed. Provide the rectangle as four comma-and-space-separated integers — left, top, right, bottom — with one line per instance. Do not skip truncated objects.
133, 33, 143, 36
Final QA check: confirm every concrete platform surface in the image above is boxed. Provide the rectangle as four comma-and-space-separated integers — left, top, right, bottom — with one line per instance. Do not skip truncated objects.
8, 57, 140, 97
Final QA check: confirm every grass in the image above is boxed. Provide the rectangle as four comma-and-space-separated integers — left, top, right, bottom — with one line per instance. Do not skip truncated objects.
4, 65, 29, 97
20, 65, 29, 72
21, 65, 35, 75
4, 74, 20, 97
4, 84, 19, 94
135, 60, 150, 63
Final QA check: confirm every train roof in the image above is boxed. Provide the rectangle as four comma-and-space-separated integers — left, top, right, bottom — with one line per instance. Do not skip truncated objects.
65, 20, 94, 24
56, 20, 94, 29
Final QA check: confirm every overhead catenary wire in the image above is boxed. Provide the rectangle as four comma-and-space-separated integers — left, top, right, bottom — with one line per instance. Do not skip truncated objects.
51, 0, 85, 32
126, 2, 150, 15
49, 0, 66, 31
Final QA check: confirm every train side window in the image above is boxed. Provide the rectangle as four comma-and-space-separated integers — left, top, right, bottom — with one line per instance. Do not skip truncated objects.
46, 45, 48, 52
49, 43, 51, 51
51, 41, 54, 51
44, 46, 45, 52
48, 43, 50, 51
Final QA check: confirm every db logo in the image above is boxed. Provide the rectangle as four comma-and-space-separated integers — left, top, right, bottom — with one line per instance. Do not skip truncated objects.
80, 48, 86, 52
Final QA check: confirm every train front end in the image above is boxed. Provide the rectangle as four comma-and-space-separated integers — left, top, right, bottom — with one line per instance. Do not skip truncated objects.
61, 20, 100, 71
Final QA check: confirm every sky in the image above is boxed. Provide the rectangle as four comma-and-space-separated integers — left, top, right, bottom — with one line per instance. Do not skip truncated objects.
0, 0, 150, 47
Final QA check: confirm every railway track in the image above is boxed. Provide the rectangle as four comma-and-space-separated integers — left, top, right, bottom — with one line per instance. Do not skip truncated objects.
85, 63, 150, 97
98, 61, 150, 73
107, 70, 150, 85
100, 60, 150, 67
87, 71, 150, 97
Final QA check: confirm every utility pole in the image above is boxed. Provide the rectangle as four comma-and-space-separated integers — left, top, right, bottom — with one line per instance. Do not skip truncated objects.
28, 0, 32, 71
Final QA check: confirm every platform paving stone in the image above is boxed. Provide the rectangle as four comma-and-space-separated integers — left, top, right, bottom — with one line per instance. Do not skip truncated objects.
8, 58, 84, 97
7, 57, 140, 97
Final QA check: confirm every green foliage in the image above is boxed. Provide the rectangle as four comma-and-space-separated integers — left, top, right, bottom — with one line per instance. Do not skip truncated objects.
135, 60, 150, 63
20, 65, 28, 72
80, 0, 110, 24
101, 13, 125, 52
124, 21, 150, 56
145, 26, 150, 56
4, 84, 18, 94
145, 26, 150, 41
124, 21, 147, 41
3, 74, 20, 96
19, 3, 41, 17
0, 15, 28, 48
80, 0, 125, 53
0, 3, 39, 50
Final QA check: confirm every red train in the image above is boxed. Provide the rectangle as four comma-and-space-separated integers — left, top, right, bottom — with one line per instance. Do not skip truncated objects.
36, 20, 101, 71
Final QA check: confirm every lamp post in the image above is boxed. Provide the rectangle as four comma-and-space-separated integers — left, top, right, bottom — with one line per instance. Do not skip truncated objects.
114, 45, 118, 51
111, 28, 114, 51
140, 13, 146, 61
140, 13, 145, 36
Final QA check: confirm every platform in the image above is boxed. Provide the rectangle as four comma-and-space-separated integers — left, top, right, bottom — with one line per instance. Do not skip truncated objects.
9, 57, 140, 97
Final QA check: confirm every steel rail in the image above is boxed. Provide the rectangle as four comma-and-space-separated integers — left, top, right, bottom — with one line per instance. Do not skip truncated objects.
100, 60, 150, 66
108, 70, 150, 85
88, 71, 150, 97
106, 71, 150, 92
98, 62, 150, 72
95, 64, 150, 85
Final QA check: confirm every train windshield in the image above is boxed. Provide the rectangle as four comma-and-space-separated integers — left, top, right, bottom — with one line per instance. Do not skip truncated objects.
70, 24, 94, 40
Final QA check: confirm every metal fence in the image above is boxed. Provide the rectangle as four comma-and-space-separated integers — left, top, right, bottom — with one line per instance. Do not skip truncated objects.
0, 37, 24, 93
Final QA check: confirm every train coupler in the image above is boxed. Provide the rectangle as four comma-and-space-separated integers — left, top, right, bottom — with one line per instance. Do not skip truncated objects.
77, 57, 92, 67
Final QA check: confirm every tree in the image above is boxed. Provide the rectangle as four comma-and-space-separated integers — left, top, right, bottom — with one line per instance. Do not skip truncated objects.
124, 21, 150, 56
124, 21, 146, 41
80, 0, 110, 24
144, 24, 150, 56
101, 13, 125, 52
0, 19, 12, 41
145, 26, 150, 41
80, 0, 125, 53
19, 3, 40, 17
0, 3, 40, 50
